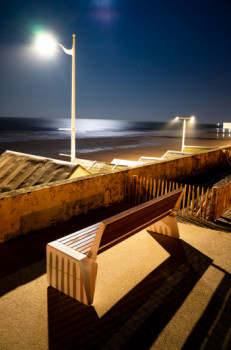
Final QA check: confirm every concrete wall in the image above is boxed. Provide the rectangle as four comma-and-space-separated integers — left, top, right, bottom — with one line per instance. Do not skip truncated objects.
0, 173, 125, 243
0, 146, 230, 242
125, 147, 229, 180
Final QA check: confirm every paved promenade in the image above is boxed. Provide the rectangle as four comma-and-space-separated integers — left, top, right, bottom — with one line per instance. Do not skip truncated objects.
0, 205, 230, 350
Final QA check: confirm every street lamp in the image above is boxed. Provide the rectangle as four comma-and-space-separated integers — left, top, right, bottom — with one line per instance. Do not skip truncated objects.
176, 116, 195, 152
35, 33, 76, 162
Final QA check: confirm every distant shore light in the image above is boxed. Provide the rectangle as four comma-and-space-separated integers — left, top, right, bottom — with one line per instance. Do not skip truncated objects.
190, 115, 195, 123
172, 115, 196, 151
171, 116, 179, 122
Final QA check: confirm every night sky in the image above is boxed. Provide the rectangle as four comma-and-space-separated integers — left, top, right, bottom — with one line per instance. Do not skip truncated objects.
0, 0, 231, 123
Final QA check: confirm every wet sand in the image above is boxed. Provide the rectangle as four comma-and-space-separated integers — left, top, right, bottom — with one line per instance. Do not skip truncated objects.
0, 135, 230, 162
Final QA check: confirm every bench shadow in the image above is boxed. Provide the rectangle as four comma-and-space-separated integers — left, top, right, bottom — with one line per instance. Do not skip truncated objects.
183, 165, 231, 189
182, 270, 231, 350
219, 214, 231, 224
47, 232, 214, 350
177, 213, 231, 234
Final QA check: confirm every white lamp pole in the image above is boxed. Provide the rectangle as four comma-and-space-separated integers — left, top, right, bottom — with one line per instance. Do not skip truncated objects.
177, 116, 195, 152
57, 34, 76, 162
35, 33, 77, 162
182, 118, 186, 151
71, 34, 76, 162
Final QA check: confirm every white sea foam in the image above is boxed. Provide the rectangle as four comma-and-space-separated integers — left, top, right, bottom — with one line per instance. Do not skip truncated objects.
0, 117, 228, 145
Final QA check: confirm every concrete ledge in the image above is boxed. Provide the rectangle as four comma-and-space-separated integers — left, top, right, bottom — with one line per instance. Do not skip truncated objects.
126, 146, 230, 181
0, 173, 125, 242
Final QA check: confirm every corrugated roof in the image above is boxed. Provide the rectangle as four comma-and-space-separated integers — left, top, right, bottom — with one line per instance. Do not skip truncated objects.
162, 151, 192, 160
74, 158, 127, 174
183, 146, 216, 153
0, 151, 88, 193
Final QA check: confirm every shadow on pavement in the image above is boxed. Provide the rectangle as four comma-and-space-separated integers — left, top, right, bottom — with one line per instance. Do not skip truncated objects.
182, 270, 231, 350
177, 213, 231, 234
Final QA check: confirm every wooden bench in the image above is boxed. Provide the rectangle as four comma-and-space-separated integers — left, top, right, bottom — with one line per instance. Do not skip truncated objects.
47, 188, 184, 305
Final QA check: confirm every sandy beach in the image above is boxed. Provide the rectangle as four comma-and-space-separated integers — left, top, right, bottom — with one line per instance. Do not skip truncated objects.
0, 135, 231, 162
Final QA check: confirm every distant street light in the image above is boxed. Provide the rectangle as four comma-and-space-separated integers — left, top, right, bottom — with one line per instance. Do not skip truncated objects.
176, 116, 195, 151
35, 33, 76, 162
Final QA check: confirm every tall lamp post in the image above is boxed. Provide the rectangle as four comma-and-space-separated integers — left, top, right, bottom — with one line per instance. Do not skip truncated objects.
176, 116, 195, 152
35, 34, 76, 162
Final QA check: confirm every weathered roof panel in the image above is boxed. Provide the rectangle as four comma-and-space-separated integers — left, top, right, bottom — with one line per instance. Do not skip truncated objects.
74, 158, 127, 174
0, 151, 88, 193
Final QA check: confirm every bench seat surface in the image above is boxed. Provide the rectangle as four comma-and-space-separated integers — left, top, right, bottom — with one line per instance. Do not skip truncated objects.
56, 223, 99, 255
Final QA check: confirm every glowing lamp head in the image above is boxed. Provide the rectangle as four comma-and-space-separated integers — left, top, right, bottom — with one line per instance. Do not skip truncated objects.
34, 33, 57, 57
190, 116, 195, 123
172, 116, 179, 122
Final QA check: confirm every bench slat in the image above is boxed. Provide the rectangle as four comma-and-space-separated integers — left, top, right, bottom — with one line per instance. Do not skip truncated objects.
69, 234, 96, 249
80, 246, 93, 254
58, 223, 100, 244
65, 230, 98, 247
78, 242, 95, 254
99, 190, 182, 249
97, 211, 169, 253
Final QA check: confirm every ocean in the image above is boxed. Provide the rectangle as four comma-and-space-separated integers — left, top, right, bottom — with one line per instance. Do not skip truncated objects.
0, 117, 230, 157
0, 117, 228, 142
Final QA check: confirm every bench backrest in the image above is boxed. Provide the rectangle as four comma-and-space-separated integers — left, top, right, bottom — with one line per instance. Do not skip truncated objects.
89, 188, 184, 256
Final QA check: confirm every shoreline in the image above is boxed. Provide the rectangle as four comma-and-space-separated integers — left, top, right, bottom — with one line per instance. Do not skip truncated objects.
0, 136, 230, 163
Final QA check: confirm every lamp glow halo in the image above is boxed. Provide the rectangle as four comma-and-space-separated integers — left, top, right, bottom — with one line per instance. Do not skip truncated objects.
34, 34, 57, 57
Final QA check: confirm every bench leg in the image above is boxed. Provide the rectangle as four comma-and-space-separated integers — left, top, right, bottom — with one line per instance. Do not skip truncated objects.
80, 258, 98, 305
47, 245, 98, 306
148, 213, 180, 238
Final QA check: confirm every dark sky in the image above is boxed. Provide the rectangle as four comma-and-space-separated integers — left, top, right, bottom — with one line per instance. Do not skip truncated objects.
0, 0, 231, 123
